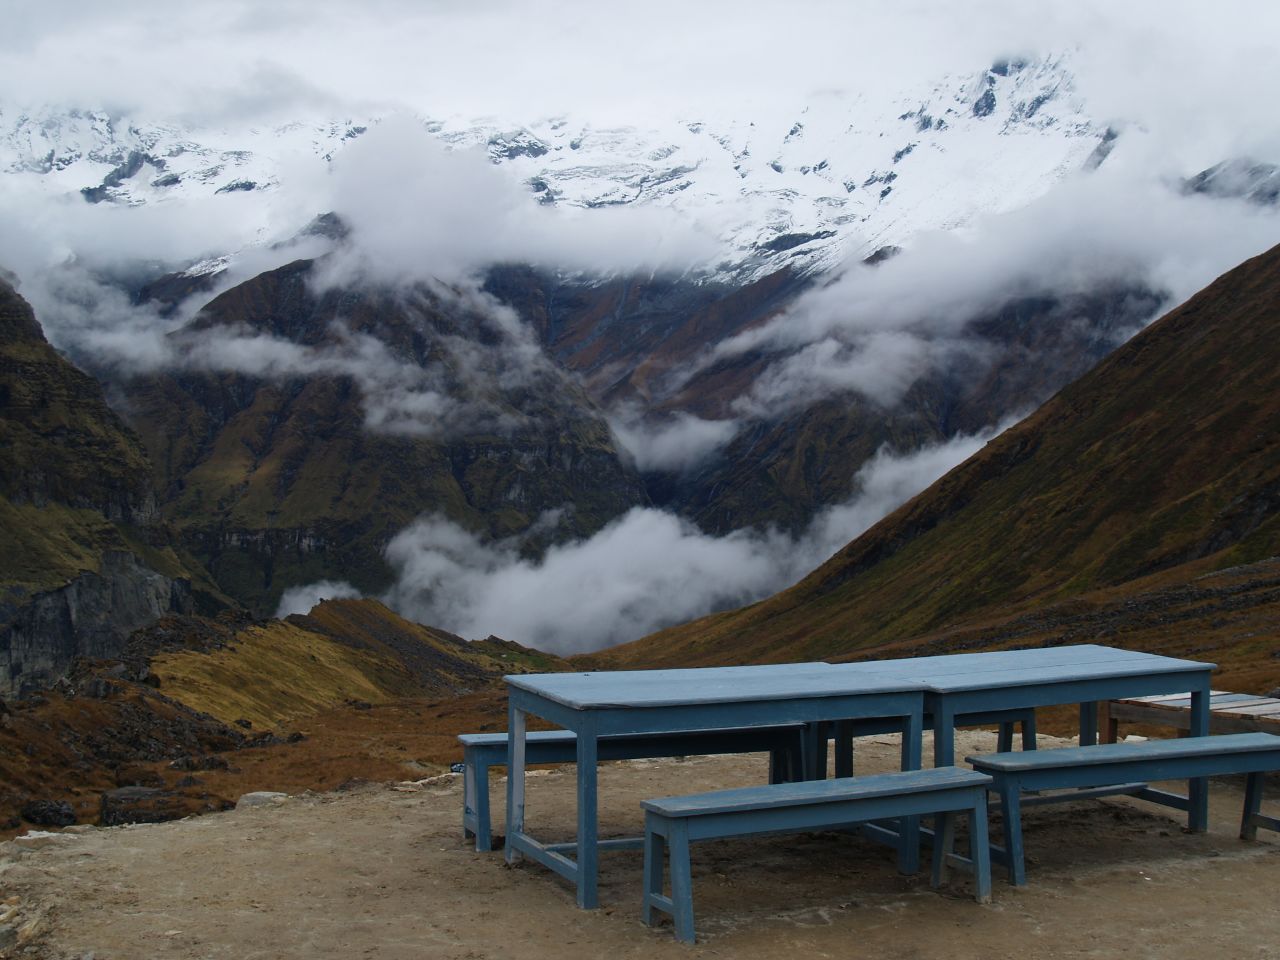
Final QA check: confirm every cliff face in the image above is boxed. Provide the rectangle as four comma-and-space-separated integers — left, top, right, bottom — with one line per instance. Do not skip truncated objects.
0, 279, 205, 696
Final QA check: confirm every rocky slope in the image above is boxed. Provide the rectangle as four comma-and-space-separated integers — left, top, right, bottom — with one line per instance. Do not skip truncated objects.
106, 259, 649, 614
600, 241, 1280, 667
488, 261, 1163, 532
0, 279, 220, 696
0, 598, 562, 834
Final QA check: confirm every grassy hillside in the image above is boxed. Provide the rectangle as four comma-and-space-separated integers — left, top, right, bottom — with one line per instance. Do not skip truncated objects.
151, 598, 565, 729
598, 243, 1280, 679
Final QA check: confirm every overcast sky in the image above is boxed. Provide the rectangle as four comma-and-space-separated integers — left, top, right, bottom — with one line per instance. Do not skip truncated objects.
6, 1, 1280, 165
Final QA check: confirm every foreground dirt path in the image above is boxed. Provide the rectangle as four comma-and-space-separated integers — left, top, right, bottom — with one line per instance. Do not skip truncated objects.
2, 732, 1277, 960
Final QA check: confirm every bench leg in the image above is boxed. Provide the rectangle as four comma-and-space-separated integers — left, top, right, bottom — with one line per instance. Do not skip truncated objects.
1241, 771, 1264, 841
668, 821, 696, 944
931, 811, 956, 887
997, 781, 1027, 886
470, 758, 493, 852
970, 793, 993, 903
642, 823, 665, 927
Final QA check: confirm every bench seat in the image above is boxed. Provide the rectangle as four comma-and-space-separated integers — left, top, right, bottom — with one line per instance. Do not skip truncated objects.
967, 731, 1280, 885
641, 767, 994, 943
458, 726, 806, 851
1102, 690, 1280, 740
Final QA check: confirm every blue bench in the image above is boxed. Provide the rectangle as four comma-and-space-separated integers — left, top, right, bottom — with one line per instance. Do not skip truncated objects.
641, 767, 994, 944
967, 731, 1280, 885
459, 726, 806, 851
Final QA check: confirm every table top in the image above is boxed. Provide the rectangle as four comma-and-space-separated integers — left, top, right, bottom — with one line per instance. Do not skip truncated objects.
832, 644, 1215, 693
506, 662, 927, 710
506, 645, 1215, 710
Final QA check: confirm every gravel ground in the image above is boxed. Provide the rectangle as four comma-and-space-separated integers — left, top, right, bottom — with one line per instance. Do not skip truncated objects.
2, 730, 1277, 960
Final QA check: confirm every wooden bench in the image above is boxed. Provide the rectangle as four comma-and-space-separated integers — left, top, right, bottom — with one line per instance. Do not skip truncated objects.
967, 731, 1280, 885
458, 726, 806, 851
1101, 690, 1280, 741
640, 767, 994, 944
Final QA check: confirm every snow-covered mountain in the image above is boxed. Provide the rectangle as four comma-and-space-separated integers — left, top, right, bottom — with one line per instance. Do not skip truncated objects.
1, 55, 1110, 283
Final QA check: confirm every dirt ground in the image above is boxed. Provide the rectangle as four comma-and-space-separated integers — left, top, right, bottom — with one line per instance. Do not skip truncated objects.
2, 730, 1277, 960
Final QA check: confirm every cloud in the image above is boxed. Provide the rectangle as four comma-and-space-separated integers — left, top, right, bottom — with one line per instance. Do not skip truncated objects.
275, 580, 364, 619
709, 162, 1280, 418
607, 407, 741, 473
375, 429, 995, 653
316, 114, 719, 288
8, 1, 1280, 158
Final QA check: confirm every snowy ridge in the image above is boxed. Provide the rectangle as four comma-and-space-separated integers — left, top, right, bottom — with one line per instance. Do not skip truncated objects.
1, 55, 1109, 281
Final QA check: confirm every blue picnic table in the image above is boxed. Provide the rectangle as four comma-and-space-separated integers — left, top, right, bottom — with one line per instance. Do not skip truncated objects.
503, 645, 1215, 908
504, 663, 927, 908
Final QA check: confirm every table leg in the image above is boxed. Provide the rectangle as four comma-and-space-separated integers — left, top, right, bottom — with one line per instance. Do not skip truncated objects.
504, 702, 527, 866
834, 720, 854, 778
1188, 682, 1210, 832
1078, 701, 1099, 746
576, 722, 600, 909
932, 702, 956, 768
899, 708, 924, 874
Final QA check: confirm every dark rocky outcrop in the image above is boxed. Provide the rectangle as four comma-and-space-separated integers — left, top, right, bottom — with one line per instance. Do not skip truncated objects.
0, 278, 210, 696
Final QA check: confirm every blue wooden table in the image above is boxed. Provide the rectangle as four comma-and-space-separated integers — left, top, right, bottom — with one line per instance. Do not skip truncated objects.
833, 645, 1216, 830
503, 663, 928, 908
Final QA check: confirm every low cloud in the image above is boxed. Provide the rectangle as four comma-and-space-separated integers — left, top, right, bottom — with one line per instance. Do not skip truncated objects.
371, 429, 995, 653
607, 407, 741, 472
317, 114, 720, 288
709, 161, 1280, 419
275, 580, 364, 619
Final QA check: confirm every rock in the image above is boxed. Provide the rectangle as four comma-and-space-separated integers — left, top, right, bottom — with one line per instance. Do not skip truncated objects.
19, 800, 76, 827
169, 754, 229, 771
286, 731, 306, 743
99, 786, 188, 826
235, 791, 288, 810
347, 700, 372, 711
234, 718, 253, 729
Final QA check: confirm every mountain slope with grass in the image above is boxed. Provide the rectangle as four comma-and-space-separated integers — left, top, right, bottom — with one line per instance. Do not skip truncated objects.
600, 242, 1280, 672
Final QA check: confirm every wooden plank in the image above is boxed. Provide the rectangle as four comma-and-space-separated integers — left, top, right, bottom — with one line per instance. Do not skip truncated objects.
966, 731, 1280, 771
506, 663, 925, 710
1220, 702, 1280, 716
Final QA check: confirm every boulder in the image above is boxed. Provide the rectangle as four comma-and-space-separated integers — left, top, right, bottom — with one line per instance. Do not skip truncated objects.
99, 787, 188, 826
19, 800, 76, 828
